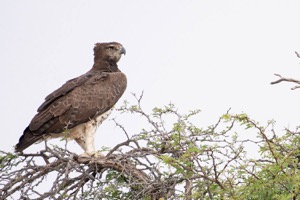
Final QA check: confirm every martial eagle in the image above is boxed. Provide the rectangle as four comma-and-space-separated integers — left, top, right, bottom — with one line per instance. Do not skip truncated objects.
15, 42, 127, 157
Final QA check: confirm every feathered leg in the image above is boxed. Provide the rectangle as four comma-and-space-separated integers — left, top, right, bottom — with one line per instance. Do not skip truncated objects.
75, 119, 103, 157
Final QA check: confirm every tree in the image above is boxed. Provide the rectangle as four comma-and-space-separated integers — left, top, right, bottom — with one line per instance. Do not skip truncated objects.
2, 70, 300, 199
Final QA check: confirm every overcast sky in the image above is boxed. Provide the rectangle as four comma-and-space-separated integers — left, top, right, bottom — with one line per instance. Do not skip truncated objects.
1, 1, 300, 154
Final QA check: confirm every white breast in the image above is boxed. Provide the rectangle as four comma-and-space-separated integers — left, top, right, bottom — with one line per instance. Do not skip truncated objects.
48, 109, 113, 141
94, 109, 113, 126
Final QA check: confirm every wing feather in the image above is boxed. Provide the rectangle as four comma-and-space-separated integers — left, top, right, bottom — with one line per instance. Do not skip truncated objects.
37, 72, 92, 112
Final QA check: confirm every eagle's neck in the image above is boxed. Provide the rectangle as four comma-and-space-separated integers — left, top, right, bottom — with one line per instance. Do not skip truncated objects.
92, 60, 120, 72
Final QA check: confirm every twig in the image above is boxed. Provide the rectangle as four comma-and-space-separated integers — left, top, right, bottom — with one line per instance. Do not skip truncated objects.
271, 73, 300, 90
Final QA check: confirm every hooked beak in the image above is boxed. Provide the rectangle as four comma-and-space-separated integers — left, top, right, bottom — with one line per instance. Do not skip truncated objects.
120, 46, 126, 55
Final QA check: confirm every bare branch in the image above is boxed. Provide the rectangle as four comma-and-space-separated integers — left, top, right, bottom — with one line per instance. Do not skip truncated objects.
295, 51, 300, 59
271, 73, 300, 90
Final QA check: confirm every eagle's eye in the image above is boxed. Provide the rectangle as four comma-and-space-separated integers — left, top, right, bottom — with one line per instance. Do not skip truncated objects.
107, 46, 115, 51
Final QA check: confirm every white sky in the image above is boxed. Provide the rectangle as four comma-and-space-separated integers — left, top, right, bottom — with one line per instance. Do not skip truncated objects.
1, 1, 300, 153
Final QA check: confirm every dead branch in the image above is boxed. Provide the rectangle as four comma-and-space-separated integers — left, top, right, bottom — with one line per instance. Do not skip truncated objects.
271, 73, 300, 90
295, 51, 300, 59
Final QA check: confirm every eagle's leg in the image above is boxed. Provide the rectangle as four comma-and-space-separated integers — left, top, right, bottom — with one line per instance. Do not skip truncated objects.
74, 137, 88, 152
84, 121, 96, 155
76, 119, 104, 158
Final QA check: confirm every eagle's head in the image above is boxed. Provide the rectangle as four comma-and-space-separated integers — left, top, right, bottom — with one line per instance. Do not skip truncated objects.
93, 42, 126, 63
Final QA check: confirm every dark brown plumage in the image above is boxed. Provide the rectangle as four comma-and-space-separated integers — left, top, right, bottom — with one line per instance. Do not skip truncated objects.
16, 42, 127, 156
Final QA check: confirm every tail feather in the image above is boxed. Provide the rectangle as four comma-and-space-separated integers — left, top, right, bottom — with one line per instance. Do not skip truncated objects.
15, 127, 42, 152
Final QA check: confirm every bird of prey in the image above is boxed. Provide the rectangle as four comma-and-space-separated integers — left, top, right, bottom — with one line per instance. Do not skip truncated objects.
15, 42, 127, 157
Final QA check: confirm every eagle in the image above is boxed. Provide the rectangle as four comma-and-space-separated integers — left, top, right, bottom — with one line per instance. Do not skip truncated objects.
15, 42, 127, 157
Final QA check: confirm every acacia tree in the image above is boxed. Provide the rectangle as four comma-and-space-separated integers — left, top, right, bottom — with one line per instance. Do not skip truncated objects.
1, 72, 300, 199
